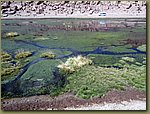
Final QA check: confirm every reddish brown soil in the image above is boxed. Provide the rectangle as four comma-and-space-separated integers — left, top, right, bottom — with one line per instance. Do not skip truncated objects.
2, 20, 125, 36
1, 87, 146, 110
122, 38, 146, 48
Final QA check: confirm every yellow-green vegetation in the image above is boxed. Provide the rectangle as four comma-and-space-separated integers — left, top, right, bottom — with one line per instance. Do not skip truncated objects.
57, 55, 92, 73
1, 66, 20, 77
63, 57, 146, 99
121, 57, 135, 63
142, 57, 146, 65
24, 59, 30, 62
137, 44, 146, 51
1, 51, 12, 61
114, 56, 145, 67
1, 51, 21, 79
40, 50, 56, 59
6, 32, 19, 37
15, 49, 32, 59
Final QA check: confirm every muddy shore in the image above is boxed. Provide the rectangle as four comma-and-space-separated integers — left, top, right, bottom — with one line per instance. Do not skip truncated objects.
1, 87, 146, 110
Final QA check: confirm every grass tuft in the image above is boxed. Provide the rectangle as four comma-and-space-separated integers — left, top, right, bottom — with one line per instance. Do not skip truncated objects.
57, 55, 92, 73
40, 50, 56, 59
6, 32, 19, 37
15, 49, 32, 59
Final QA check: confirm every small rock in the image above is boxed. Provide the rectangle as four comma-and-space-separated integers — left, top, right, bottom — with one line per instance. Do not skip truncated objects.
89, 10, 94, 14
7, 10, 16, 15
1, 9, 8, 14
2, 14, 8, 17
16, 4, 23, 10
10, 6, 18, 11
1, 5, 10, 9
36, 1, 44, 5
121, 101, 128, 105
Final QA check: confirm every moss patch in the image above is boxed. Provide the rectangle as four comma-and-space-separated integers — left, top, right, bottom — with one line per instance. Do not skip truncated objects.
63, 59, 146, 99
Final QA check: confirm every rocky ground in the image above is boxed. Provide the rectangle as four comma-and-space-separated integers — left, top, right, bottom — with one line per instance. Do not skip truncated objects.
1, 1, 146, 18
1, 87, 146, 110
64, 100, 146, 110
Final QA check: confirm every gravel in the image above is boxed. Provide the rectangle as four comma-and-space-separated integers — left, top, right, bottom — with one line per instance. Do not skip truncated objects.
64, 100, 146, 110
